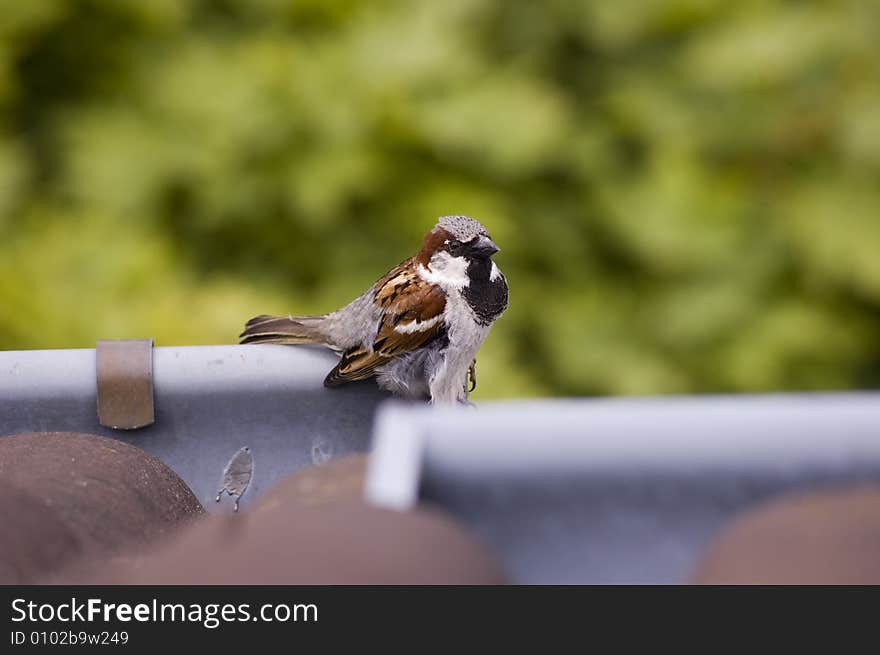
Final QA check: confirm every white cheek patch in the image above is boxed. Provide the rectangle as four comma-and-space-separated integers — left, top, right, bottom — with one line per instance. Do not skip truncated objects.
418, 252, 470, 290
394, 314, 443, 334
490, 261, 503, 282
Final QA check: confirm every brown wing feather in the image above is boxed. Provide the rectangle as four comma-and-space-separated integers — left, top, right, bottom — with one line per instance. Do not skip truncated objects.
324, 259, 447, 387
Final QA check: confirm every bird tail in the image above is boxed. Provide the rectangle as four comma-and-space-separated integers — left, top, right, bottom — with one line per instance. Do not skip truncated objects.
239, 314, 328, 346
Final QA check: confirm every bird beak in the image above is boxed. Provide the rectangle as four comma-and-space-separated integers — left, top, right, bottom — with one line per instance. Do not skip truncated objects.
473, 235, 500, 257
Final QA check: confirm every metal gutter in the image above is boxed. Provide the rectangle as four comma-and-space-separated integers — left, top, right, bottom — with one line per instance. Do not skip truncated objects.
0, 344, 388, 510
366, 394, 880, 583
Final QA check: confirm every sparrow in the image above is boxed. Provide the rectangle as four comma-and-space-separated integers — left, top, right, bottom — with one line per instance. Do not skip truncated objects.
240, 215, 509, 404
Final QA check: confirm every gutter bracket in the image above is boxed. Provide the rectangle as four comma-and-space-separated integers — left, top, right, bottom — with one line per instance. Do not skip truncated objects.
96, 339, 155, 430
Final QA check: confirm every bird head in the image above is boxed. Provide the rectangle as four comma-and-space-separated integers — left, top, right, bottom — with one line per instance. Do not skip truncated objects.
420, 215, 499, 263
416, 215, 501, 289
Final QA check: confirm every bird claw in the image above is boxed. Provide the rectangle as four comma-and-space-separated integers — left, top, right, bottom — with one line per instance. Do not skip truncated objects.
467, 360, 477, 392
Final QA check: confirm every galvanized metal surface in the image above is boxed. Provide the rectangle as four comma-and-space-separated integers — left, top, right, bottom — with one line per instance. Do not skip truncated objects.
367, 395, 880, 584
0, 345, 388, 510
5, 344, 880, 584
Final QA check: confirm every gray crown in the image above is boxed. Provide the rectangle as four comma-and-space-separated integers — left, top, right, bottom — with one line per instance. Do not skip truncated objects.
437, 215, 489, 242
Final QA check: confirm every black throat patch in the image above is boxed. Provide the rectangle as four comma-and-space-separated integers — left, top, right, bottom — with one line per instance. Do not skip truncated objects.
463, 258, 509, 326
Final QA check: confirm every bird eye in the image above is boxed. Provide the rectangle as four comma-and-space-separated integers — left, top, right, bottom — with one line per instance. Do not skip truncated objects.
446, 239, 462, 252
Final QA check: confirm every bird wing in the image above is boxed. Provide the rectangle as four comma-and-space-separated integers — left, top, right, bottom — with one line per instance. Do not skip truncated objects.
324, 259, 447, 386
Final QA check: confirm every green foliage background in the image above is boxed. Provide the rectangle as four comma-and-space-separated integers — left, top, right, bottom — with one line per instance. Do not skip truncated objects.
1, 0, 879, 399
